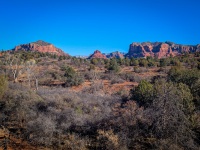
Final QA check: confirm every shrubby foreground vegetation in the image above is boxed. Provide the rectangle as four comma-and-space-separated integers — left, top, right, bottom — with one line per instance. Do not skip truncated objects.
0, 51, 200, 149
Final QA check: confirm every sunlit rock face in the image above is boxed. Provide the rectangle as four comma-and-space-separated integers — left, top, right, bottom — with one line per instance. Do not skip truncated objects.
126, 41, 198, 58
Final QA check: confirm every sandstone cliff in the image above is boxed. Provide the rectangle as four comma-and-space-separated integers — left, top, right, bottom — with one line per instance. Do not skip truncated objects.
126, 42, 199, 58
13, 40, 68, 56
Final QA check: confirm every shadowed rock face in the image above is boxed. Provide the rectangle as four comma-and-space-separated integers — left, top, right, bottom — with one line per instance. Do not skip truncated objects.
88, 50, 107, 59
126, 42, 199, 58
105, 51, 125, 59
13, 40, 68, 56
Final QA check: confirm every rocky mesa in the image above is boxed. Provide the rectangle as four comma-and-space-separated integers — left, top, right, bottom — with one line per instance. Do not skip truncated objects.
126, 41, 200, 58
13, 40, 68, 56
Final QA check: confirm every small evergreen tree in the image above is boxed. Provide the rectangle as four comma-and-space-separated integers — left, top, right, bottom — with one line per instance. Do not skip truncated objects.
130, 80, 153, 107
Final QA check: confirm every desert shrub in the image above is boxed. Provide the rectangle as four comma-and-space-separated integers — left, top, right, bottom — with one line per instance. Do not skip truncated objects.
114, 88, 129, 98
0, 75, 8, 99
130, 58, 139, 66
176, 83, 194, 115
61, 133, 89, 150
149, 79, 196, 149
119, 73, 135, 82
168, 67, 200, 87
96, 129, 119, 150
119, 73, 134, 82
84, 70, 100, 81
172, 59, 182, 67
83, 80, 104, 94
119, 72, 147, 83
132, 74, 144, 83
22, 87, 120, 147
48, 71, 63, 80
65, 74, 84, 87
147, 60, 156, 67
128, 79, 198, 149
63, 66, 84, 87
111, 100, 148, 149
133, 66, 148, 73
191, 79, 200, 109
197, 62, 200, 70
111, 76, 124, 84
84, 71, 94, 80
0, 82, 43, 134
124, 58, 131, 66
159, 58, 170, 67
157, 67, 169, 73
139, 58, 148, 67
26, 114, 56, 146
130, 80, 153, 107
88, 64, 95, 71
100, 72, 114, 80
91, 58, 99, 65
146, 56, 156, 67
107, 58, 120, 73
100, 71, 120, 81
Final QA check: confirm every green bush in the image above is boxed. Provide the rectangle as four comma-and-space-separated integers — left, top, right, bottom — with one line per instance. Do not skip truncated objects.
107, 59, 120, 73
159, 58, 170, 67
139, 58, 148, 67
63, 66, 84, 87
130, 80, 153, 107
168, 67, 200, 87
131, 58, 139, 66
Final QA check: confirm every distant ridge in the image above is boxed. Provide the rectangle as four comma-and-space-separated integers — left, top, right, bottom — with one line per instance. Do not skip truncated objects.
126, 41, 200, 58
104, 51, 125, 59
8, 40, 200, 59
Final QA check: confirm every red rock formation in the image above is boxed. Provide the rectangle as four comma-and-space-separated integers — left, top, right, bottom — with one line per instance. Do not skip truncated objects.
126, 42, 198, 58
13, 40, 68, 56
105, 51, 125, 58
88, 50, 107, 59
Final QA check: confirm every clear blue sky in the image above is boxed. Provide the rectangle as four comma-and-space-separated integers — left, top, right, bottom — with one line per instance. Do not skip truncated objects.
0, 0, 199, 56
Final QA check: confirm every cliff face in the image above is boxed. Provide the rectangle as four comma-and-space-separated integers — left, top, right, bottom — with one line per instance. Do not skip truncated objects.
126, 42, 199, 58
13, 40, 68, 56
88, 50, 107, 59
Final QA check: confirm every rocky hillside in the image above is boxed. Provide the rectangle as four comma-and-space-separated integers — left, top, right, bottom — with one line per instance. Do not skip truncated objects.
105, 51, 125, 59
88, 50, 107, 59
126, 42, 200, 58
13, 40, 68, 56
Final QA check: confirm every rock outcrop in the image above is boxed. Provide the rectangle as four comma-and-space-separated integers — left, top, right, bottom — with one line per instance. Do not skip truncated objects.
13, 40, 68, 56
88, 50, 107, 59
126, 42, 199, 58
105, 51, 125, 59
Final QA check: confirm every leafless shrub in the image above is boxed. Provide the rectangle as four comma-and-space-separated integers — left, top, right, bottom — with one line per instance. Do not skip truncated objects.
119, 73, 135, 82
111, 76, 124, 84
134, 66, 149, 73
26, 114, 56, 146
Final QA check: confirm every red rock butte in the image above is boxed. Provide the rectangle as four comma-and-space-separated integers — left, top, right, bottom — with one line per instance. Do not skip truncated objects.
88, 50, 107, 59
13, 40, 68, 56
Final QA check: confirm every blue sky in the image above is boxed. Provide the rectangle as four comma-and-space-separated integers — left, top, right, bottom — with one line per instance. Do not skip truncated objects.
0, 0, 199, 56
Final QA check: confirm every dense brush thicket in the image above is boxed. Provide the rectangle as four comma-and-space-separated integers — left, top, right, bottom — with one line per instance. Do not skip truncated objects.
0, 51, 200, 149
